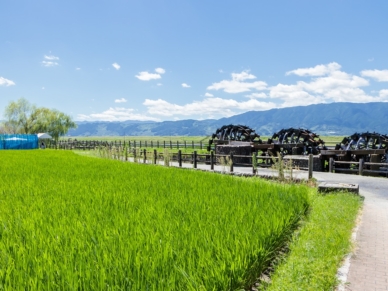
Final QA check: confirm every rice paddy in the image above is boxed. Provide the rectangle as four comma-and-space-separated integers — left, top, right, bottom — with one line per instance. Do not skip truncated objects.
0, 150, 309, 290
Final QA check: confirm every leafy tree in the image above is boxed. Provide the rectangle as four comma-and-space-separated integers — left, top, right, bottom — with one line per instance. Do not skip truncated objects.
36, 109, 77, 142
2, 98, 77, 141
3, 98, 37, 134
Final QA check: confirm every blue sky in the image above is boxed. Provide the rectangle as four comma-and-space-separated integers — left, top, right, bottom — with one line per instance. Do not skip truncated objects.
1, 0, 388, 121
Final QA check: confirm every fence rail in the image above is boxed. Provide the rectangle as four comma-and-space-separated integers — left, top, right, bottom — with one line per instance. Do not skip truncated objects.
329, 158, 388, 176
73, 145, 314, 179
52, 140, 209, 150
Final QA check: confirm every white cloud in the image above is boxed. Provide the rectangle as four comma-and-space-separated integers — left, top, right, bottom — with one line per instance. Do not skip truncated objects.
0, 77, 15, 86
112, 63, 121, 70
42, 61, 59, 67
286, 62, 341, 77
77, 107, 160, 122
143, 97, 276, 118
155, 68, 165, 74
42, 55, 59, 67
182, 83, 191, 88
231, 71, 256, 81
360, 69, 388, 82
135, 68, 165, 81
115, 98, 127, 103
207, 70, 267, 93
135, 71, 162, 81
204, 92, 214, 97
44, 55, 59, 60
269, 69, 373, 105
246, 92, 267, 99
380, 89, 388, 98
206, 63, 387, 110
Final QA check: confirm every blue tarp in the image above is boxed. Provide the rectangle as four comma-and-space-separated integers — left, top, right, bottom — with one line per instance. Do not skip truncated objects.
0, 134, 38, 150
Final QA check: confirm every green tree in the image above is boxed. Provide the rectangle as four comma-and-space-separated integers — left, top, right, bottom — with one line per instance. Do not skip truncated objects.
3, 98, 37, 134
2, 98, 77, 141
39, 109, 77, 142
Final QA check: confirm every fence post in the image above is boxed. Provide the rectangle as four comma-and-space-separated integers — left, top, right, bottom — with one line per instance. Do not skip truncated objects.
192, 141, 194, 149
163, 141, 166, 149
170, 140, 172, 149
329, 157, 333, 173
133, 148, 136, 162
193, 151, 197, 168
230, 153, 234, 173
210, 150, 214, 170
134, 141, 136, 148
200, 141, 202, 150
184, 141, 187, 149
359, 158, 364, 176
140, 141, 142, 148
178, 150, 182, 167
252, 153, 257, 174
177, 141, 179, 150
153, 149, 157, 164
125, 147, 128, 161
308, 154, 313, 179
143, 149, 147, 163
151, 141, 153, 148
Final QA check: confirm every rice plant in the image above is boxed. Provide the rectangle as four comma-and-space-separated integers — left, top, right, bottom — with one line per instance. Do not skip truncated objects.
0, 150, 309, 290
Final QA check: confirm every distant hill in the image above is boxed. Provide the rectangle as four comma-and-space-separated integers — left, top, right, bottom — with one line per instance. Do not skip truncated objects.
68, 102, 388, 137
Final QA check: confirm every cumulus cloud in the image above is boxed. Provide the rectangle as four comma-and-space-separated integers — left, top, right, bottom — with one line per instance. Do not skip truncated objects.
204, 92, 214, 97
112, 63, 121, 70
182, 83, 191, 88
0, 77, 15, 86
360, 69, 388, 82
155, 68, 165, 74
286, 62, 341, 77
207, 70, 267, 93
135, 68, 166, 81
77, 107, 160, 122
380, 89, 388, 98
143, 97, 276, 118
269, 67, 375, 105
206, 62, 388, 110
115, 98, 127, 103
136, 71, 161, 81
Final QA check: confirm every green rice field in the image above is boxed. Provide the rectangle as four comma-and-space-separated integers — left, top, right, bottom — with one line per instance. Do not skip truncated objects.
0, 150, 309, 290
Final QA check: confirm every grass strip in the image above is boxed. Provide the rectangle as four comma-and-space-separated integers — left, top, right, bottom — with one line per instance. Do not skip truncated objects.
264, 191, 362, 291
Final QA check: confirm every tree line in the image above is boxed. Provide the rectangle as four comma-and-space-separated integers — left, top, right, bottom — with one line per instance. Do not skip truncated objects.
0, 98, 77, 142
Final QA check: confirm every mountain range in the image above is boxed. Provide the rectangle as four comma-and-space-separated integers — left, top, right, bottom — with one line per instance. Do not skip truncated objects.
68, 102, 388, 137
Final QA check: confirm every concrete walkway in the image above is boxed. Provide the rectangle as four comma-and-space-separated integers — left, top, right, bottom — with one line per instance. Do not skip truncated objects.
311, 172, 388, 291
161, 160, 388, 290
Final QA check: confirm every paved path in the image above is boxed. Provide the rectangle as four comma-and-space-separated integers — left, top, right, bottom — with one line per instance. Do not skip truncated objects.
308, 171, 388, 291
169, 161, 388, 290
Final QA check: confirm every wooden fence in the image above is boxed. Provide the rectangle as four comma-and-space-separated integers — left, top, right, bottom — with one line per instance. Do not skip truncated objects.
87, 146, 315, 179
51, 140, 208, 150
328, 157, 388, 177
